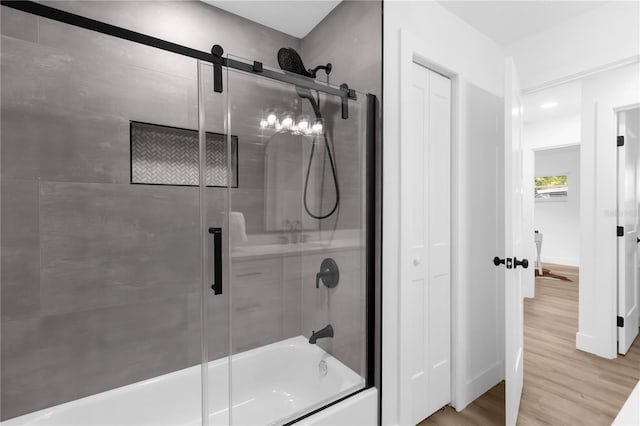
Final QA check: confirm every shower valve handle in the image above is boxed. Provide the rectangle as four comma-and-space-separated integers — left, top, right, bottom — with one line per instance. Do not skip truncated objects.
315, 258, 339, 289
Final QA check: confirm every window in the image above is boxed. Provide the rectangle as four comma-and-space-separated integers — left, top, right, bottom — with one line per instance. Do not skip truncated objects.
534, 175, 568, 201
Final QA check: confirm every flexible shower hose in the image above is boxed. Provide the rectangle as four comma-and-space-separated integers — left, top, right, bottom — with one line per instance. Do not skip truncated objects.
303, 130, 340, 220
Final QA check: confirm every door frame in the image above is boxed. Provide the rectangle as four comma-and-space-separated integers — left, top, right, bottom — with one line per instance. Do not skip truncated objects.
615, 103, 640, 355
390, 29, 462, 425
520, 63, 639, 361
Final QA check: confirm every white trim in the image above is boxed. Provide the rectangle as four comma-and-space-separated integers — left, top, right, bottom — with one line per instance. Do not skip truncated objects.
575, 332, 600, 355
531, 142, 581, 152
614, 103, 640, 113
463, 361, 504, 408
523, 55, 640, 95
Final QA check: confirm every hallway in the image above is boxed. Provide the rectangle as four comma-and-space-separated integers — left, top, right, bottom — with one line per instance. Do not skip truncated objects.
421, 263, 640, 425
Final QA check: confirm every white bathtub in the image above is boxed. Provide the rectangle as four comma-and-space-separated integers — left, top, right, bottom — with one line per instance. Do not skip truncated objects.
2, 336, 365, 426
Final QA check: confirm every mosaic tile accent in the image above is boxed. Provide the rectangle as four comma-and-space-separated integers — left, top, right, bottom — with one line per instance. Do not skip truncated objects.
130, 121, 238, 187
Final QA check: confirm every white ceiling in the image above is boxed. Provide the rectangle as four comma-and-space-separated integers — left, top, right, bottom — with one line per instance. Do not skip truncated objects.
437, 1, 609, 46
523, 80, 581, 124
202, 1, 342, 39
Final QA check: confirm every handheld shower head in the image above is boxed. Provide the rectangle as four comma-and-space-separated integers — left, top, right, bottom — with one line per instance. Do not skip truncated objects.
295, 86, 322, 120
277, 47, 339, 221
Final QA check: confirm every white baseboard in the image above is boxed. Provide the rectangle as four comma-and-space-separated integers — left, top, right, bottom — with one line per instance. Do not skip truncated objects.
576, 331, 617, 359
454, 361, 504, 411
576, 331, 596, 353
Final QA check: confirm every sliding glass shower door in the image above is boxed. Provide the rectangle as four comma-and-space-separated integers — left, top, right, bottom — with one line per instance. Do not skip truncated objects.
2, 5, 377, 426
198, 56, 371, 425
1, 14, 207, 424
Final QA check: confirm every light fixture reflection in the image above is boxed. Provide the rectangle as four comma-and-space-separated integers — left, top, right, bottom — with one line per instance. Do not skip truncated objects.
258, 112, 323, 135
281, 115, 293, 129
540, 101, 559, 109
297, 116, 309, 131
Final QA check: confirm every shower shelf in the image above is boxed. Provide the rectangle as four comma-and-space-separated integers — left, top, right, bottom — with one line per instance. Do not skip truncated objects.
130, 121, 238, 188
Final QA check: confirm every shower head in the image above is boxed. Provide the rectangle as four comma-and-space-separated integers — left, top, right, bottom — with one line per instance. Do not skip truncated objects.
277, 47, 332, 79
278, 48, 312, 78
278, 48, 328, 120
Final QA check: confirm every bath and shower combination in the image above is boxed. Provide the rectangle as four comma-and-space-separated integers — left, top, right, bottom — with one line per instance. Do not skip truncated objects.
0, 2, 377, 424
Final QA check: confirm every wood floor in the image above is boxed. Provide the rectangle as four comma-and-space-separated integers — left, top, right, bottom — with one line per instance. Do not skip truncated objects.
420, 263, 640, 425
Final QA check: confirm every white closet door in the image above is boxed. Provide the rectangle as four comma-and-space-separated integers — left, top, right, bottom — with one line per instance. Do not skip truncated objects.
402, 61, 451, 425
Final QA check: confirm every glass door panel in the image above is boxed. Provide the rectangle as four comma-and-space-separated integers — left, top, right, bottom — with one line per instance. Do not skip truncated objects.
225, 57, 369, 425
197, 61, 231, 426
1, 16, 205, 425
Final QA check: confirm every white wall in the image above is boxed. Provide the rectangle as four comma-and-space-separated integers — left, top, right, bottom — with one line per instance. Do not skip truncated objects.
525, 114, 581, 151
383, 2, 505, 424
579, 63, 640, 359
534, 146, 581, 266
506, 1, 640, 91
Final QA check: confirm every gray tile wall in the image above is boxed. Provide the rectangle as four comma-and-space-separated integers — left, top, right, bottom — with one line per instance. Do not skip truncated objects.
0, 2, 300, 420
301, 0, 382, 232
299, 0, 382, 374
1, 0, 381, 420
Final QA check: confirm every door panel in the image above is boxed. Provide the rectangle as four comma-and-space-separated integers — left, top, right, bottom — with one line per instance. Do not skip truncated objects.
617, 107, 640, 354
504, 57, 524, 426
405, 62, 451, 424
198, 60, 231, 426
223, 55, 369, 425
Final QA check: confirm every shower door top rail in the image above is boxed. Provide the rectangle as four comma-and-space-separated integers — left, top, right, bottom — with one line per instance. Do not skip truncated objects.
1, 0, 357, 115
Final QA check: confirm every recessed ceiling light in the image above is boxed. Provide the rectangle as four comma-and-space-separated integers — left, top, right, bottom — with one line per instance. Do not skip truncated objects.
540, 101, 559, 109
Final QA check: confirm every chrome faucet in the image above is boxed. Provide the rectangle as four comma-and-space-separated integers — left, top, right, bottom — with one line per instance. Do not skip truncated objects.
309, 324, 334, 344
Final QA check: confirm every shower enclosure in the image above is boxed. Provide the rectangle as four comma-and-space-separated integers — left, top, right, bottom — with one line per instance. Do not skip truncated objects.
1, 2, 378, 425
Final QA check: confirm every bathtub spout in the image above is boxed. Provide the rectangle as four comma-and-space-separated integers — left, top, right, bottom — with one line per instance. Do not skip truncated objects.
309, 324, 334, 344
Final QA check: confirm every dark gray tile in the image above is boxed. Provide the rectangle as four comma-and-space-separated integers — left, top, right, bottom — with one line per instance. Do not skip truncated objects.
1, 296, 191, 420
237, 139, 266, 190
300, 249, 366, 371
301, 0, 382, 98
0, 36, 197, 131
1, 106, 131, 183
1, 179, 40, 320
37, 16, 196, 80
39, 181, 201, 316
0, 107, 39, 181
0, 9, 38, 42
282, 255, 303, 338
